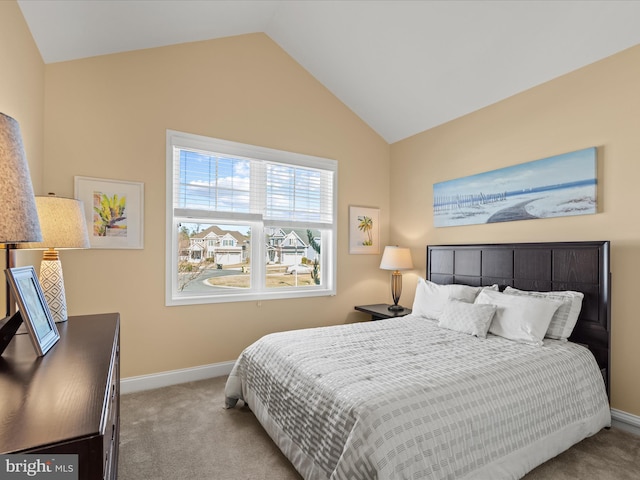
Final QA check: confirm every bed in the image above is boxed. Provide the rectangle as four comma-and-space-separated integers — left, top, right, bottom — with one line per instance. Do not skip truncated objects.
225, 241, 611, 479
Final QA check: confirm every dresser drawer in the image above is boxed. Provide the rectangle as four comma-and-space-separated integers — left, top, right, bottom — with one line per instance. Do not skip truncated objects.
102, 341, 120, 480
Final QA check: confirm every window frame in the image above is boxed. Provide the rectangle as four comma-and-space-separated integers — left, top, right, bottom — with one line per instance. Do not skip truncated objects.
166, 130, 337, 306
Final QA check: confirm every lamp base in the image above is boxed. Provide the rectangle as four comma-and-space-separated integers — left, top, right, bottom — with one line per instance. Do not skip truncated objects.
40, 258, 68, 323
389, 270, 404, 312
387, 304, 405, 312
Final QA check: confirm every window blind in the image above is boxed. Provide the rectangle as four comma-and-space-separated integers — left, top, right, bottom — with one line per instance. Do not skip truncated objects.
172, 143, 335, 229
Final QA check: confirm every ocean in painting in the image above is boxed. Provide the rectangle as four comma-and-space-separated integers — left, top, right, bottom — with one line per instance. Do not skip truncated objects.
433, 147, 597, 227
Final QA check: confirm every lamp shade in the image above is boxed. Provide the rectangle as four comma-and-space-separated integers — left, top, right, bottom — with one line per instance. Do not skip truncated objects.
24, 195, 90, 249
379, 246, 413, 271
0, 112, 42, 243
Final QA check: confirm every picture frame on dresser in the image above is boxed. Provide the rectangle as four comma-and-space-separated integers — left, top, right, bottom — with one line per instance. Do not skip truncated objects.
5, 266, 60, 356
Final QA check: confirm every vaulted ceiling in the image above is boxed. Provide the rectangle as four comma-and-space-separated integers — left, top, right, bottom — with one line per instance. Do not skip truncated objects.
17, 0, 640, 143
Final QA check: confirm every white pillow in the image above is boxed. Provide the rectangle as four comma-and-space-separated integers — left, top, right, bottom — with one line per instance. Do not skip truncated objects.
475, 289, 563, 346
503, 287, 584, 341
447, 284, 480, 303
412, 279, 494, 320
412, 278, 449, 319
438, 300, 497, 338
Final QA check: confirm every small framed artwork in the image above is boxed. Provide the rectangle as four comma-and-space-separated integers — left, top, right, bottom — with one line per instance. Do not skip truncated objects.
75, 176, 144, 249
349, 205, 380, 254
5, 266, 60, 356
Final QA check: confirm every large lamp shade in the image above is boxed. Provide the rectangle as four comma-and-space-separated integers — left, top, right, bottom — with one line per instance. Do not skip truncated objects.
0, 113, 42, 243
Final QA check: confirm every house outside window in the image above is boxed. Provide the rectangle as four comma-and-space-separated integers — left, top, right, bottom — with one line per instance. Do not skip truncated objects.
166, 130, 337, 305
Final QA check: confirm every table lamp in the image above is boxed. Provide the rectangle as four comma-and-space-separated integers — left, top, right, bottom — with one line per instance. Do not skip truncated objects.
24, 194, 90, 323
379, 246, 413, 311
0, 112, 42, 353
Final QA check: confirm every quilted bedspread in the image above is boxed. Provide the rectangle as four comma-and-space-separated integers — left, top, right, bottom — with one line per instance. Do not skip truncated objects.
225, 315, 610, 480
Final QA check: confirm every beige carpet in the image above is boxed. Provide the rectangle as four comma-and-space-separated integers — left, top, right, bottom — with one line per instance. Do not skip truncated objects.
119, 377, 640, 480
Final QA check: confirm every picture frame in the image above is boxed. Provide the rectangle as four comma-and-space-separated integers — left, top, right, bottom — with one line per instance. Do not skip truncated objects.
349, 205, 380, 254
433, 146, 597, 227
5, 266, 60, 356
75, 176, 144, 249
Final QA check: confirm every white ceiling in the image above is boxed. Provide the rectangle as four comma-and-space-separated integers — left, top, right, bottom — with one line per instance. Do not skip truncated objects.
17, 0, 640, 144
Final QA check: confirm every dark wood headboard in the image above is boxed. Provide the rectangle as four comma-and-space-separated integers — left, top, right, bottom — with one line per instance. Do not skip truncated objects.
427, 241, 611, 395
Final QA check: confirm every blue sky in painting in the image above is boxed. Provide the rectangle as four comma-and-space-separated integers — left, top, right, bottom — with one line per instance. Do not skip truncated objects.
434, 147, 596, 197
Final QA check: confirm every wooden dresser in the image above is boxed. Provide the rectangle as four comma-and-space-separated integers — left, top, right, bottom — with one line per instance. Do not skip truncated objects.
0, 313, 120, 480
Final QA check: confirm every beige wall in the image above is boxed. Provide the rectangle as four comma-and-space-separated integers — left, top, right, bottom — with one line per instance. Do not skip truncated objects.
390, 44, 640, 415
4, 0, 638, 416
0, 2, 44, 186
40, 33, 391, 378
0, 1, 45, 307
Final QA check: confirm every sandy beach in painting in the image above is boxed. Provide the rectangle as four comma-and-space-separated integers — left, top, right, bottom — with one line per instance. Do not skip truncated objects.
434, 184, 596, 227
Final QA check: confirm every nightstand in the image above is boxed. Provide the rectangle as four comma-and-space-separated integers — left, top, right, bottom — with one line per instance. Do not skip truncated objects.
355, 304, 412, 321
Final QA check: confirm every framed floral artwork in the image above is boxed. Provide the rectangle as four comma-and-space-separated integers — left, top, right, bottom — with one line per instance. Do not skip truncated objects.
349, 206, 380, 254
74, 176, 144, 249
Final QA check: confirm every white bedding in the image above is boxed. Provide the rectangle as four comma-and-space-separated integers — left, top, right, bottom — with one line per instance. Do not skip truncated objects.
225, 314, 610, 480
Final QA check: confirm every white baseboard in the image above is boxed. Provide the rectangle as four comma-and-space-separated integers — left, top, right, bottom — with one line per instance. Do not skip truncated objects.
611, 408, 640, 436
120, 360, 235, 394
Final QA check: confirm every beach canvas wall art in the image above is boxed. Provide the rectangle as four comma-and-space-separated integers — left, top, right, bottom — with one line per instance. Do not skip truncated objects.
433, 147, 597, 227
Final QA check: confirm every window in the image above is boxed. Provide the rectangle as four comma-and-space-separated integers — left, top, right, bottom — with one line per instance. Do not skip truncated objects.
166, 130, 337, 305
